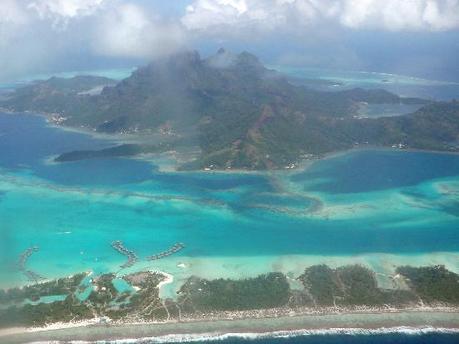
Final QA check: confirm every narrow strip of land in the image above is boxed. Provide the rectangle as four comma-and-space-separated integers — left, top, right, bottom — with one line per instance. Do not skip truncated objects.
1, 310, 459, 344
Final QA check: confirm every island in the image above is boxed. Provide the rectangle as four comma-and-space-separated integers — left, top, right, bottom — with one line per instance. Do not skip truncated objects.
1, 263, 458, 343
1, 52, 458, 340
2, 49, 458, 170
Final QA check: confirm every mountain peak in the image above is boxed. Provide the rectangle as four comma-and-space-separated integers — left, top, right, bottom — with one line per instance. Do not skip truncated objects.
237, 51, 261, 64
206, 48, 237, 69
169, 50, 201, 63
205, 49, 265, 74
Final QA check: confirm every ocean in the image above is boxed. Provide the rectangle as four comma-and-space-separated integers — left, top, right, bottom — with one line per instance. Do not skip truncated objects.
271, 65, 459, 101
0, 67, 459, 342
132, 331, 459, 344
166, 332, 459, 344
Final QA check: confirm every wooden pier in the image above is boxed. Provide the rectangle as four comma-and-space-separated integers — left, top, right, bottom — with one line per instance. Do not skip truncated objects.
18, 246, 44, 282
111, 240, 138, 269
147, 243, 185, 261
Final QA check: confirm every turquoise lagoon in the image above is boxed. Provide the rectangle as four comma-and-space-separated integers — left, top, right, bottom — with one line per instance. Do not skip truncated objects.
0, 113, 459, 298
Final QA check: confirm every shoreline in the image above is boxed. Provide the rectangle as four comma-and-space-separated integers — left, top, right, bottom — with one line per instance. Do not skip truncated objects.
2, 251, 459, 291
2, 110, 459, 176
1, 309, 459, 343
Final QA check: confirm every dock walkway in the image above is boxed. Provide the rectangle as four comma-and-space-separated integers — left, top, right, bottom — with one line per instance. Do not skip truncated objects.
18, 246, 44, 282
111, 241, 138, 269
147, 243, 185, 261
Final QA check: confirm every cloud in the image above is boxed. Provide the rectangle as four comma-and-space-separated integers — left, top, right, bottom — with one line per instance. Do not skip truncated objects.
182, 0, 289, 33
0, 0, 458, 82
0, 1, 186, 81
182, 0, 459, 33
0, 1, 184, 58
0, 0, 29, 25
27, 0, 108, 27
92, 3, 184, 59
0, 1, 38, 80
340, 0, 459, 31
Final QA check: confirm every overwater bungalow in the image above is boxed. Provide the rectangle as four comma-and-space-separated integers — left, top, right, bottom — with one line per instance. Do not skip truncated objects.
111, 240, 138, 268
147, 242, 185, 261
18, 246, 44, 282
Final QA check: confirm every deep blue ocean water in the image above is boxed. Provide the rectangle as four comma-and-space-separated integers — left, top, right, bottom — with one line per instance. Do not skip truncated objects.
164, 333, 459, 344
291, 150, 459, 194
0, 113, 154, 185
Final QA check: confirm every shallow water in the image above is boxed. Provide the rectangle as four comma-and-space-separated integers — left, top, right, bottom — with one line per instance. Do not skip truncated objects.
0, 113, 458, 297
0, 65, 457, 344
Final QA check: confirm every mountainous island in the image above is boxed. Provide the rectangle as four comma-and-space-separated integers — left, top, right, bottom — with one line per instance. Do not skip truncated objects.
1, 50, 459, 342
2, 49, 459, 170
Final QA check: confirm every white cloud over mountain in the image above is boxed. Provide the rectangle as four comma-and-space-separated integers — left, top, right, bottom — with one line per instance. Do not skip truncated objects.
92, 3, 184, 58
0, 0, 183, 80
0, 0, 458, 81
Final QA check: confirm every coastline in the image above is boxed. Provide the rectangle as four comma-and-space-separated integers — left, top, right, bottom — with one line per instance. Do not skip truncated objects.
3, 110, 459, 176
289, 146, 459, 173
1, 309, 459, 343
0, 110, 156, 145
2, 111, 459, 342
4, 251, 459, 293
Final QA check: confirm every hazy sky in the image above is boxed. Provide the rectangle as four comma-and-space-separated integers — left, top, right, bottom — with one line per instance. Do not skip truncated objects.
0, 0, 458, 81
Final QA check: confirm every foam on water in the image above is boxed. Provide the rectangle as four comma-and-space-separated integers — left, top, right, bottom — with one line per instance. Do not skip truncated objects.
26, 327, 459, 344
